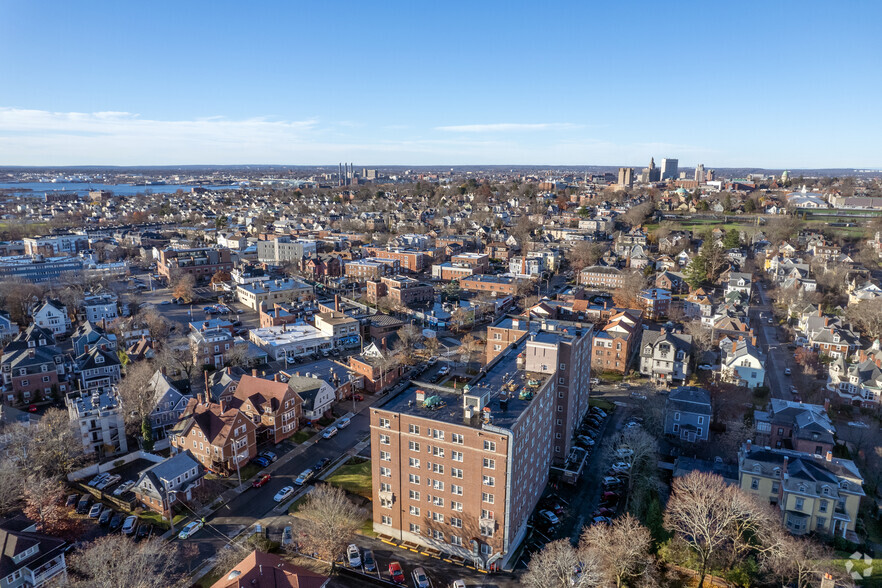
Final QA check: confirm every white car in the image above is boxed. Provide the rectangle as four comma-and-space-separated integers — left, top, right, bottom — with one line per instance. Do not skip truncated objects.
629, 391, 647, 400
616, 448, 634, 458
274, 486, 295, 503
589, 378, 600, 386
698, 364, 714, 370
88, 473, 110, 487
848, 421, 870, 429
112, 480, 135, 496
611, 461, 632, 472
602, 476, 623, 486
322, 426, 338, 439
177, 520, 203, 539
347, 543, 361, 567
784, 368, 792, 376
122, 515, 139, 535
452, 581, 467, 588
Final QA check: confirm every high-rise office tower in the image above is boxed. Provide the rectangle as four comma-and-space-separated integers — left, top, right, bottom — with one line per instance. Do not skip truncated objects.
618, 167, 634, 187
661, 158, 679, 181
695, 163, 705, 183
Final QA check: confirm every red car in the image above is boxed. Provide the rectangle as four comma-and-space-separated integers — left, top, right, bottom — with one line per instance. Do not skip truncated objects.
27, 405, 38, 413
252, 474, 272, 488
388, 561, 405, 584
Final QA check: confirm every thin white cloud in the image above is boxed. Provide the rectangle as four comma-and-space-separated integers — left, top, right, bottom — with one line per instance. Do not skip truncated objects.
435, 123, 580, 133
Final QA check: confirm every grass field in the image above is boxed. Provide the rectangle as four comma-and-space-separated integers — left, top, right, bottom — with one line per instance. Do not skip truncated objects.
589, 398, 615, 412
291, 429, 314, 444
325, 459, 372, 499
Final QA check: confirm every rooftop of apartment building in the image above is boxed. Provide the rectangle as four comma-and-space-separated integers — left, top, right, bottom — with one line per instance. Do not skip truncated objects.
383, 334, 548, 431
239, 278, 310, 294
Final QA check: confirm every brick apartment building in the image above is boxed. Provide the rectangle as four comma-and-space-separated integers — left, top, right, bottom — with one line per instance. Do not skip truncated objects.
591, 310, 642, 374
579, 266, 625, 289
1, 325, 69, 405
431, 263, 475, 282
450, 253, 490, 273
350, 343, 405, 394
362, 247, 427, 272
190, 325, 248, 369
369, 325, 592, 570
637, 288, 671, 321
158, 247, 233, 283
459, 275, 525, 296
485, 317, 528, 363
366, 275, 434, 306
170, 395, 258, 476
345, 258, 400, 280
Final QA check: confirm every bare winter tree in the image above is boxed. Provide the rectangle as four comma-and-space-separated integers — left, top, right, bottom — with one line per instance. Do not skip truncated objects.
155, 338, 198, 389
581, 514, 653, 587
522, 538, 602, 588
605, 427, 657, 511
29, 408, 83, 479
0, 463, 22, 515
296, 484, 366, 563
116, 360, 158, 435
764, 532, 852, 588
22, 475, 66, 535
66, 536, 181, 588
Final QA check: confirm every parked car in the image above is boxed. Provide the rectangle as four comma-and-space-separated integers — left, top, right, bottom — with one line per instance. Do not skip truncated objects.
321, 426, 338, 439
65, 494, 79, 507
611, 461, 632, 472
109, 512, 124, 532
252, 474, 272, 488
589, 378, 600, 386
274, 486, 295, 503
97, 474, 121, 490
616, 448, 634, 459
593, 507, 615, 518
784, 368, 792, 376
540, 497, 565, 515
362, 549, 376, 572
630, 391, 647, 400
452, 580, 466, 588
76, 495, 92, 514
575, 435, 594, 448
602, 476, 623, 487
590, 407, 607, 417
601, 491, 620, 503
252, 456, 270, 468
337, 417, 351, 428
177, 520, 202, 539
294, 469, 314, 486
112, 480, 135, 496
347, 544, 361, 567
122, 515, 139, 535
99, 509, 113, 526
281, 526, 293, 547
136, 523, 152, 541
313, 457, 330, 471
539, 510, 560, 526
259, 451, 278, 463
697, 364, 714, 370
437, 366, 450, 378
388, 562, 405, 584
412, 567, 430, 588
592, 516, 612, 525
88, 473, 109, 487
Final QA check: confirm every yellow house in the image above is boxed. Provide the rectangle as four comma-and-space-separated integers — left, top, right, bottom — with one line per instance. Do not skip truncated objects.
738, 441, 864, 539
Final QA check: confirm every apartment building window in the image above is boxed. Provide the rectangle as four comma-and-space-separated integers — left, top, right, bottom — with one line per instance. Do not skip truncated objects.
431, 512, 444, 523
819, 500, 828, 513
382, 515, 392, 525
484, 440, 496, 452
409, 441, 420, 452
408, 424, 420, 434
795, 498, 805, 511
451, 501, 463, 512
432, 480, 444, 491
483, 475, 495, 487
432, 463, 444, 474
410, 506, 420, 516
380, 467, 391, 478
380, 451, 391, 461
451, 433, 464, 444
482, 493, 494, 503
452, 451, 463, 462
432, 496, 444, 507
409, 458, 420, 468
451, 535, 463, 546
556, 418, 562, 426
409, 523, 420, 535
482, 509, 494, 520
431, 529, 444, 540
379, 434, 390, 445
451, 517, 463, 528
409, 490, 420, 501
698, 416, 704, 425
380, 483, 392, 493
432, 429, 445, 440
380, 496, 393, 508
480, 525, 494, 537
451, 468, 463, 479
451, 484, 463, 496
409, 474, 420, 484
379, 418, 390, 428
771, 482, 779, 493
432, 446, 445, 457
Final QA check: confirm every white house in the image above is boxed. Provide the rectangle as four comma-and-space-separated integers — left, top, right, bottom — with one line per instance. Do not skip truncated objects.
719, 336, 766, 389
287, 374, 336, 421
32, 299, 71, 336
0, 311, 18, 342
80, 293, 119, 324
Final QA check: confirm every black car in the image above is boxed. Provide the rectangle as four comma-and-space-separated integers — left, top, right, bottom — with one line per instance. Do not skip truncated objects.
99, 509, 113, 526
76, 496, 91, 514
109, 512, 125, 532
136, 523, 152, 541
362, 549, 376, 572
66, 494, 79, 508
313, 457, 330, 471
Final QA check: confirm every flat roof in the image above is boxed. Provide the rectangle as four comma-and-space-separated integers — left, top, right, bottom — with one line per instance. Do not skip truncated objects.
250, 324, 331, 346
381, 337, 547, 431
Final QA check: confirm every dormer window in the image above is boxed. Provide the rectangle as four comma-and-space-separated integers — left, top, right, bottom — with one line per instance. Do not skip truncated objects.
798, 484, 807, 493
95, 355, 104, 364
752, 463, 761, 473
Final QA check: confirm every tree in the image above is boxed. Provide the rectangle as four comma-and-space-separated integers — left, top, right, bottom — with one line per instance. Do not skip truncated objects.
612, 270, 648, 308
155, 338, 198, 390
29, 408, 83, 479
139, 306, 172, 342
623, 201, 655, 227
224, 343, 250, 368
210, 269, 231, 285
722, 229, 741, 249
0, 462, 23, 515
845, 298, 882, 340
764, 532, 849, 588
295, 484, 366, 563
66, 536, 181, 588
581, 515, 653, 588
607, 427, 657, 512
523, 539, 602, 588
171, 271, 196, 303
116, 360, 158, 435
684, 321, 714, 356
141, 417, 154, 452
568, 241, 606, 272
424, 336, 440, 359
23, 475, 66, 535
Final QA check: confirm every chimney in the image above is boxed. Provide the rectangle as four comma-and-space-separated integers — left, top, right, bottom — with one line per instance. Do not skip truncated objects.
220, 399, 227, 413
825, 450, 833, 462
732, 341, 737, 354
160, 366, 167, 376
824, 317, 830, 327
416, 389, 425, 403
202, 322, 208, 331
226, 366, 231, 374
274, 374, 281, 382
196, 392, 204, 404
876, 359, 881, 369
335, 294, 340, 312
751, 336, 757, 346
783, 455, 789, 475
252, 368, 258, 377
382, 337, 387, 351
823, 398, 830, 412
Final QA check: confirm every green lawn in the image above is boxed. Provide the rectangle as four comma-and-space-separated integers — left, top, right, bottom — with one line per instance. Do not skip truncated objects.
291, 429, 314, 444
359, 517, 378, 537
137, 510, 186, 530
325, 459, 372, 500
829, 555, 882, 586
589, 398, 615, 412
288, 495, 309, 514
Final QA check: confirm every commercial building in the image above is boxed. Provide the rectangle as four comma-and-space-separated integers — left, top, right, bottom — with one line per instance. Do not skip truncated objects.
617, 167, 634, 187
23, 234, 88, 256
236, 278, 314, 311
66, 388, 128, 457
249, 324, 333, 361
0, 255, 84, 283
460, 274, 525, 296
157, 247, 233, 282
660, 158, 679, 181
369, 322, 592, 570
256, 236, 316, 265
314, 311, 361, 349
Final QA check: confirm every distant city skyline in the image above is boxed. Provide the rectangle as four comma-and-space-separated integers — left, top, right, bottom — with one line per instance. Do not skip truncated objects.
1, 1, 880, 168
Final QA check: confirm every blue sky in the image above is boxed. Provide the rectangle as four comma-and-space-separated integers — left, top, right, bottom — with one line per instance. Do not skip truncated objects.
1, 0, 880, 168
